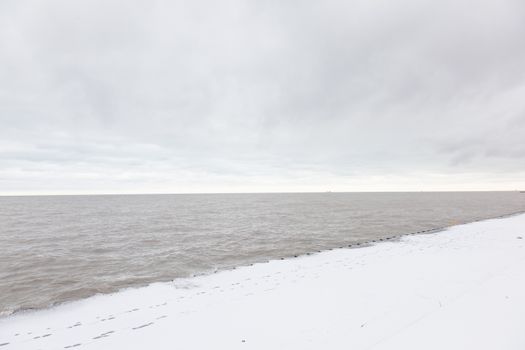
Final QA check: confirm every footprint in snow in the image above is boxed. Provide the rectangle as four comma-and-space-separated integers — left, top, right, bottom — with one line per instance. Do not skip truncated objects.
93, 331, 115, 340
33, 333, 52, 339
132, 322, 154, 330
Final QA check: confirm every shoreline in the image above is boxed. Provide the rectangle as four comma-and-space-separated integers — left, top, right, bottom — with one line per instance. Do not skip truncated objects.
1, 213, 525, 349
2, 209, 524, 319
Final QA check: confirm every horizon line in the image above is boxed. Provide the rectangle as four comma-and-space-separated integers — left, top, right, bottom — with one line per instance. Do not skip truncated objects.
1, 189, 523, 197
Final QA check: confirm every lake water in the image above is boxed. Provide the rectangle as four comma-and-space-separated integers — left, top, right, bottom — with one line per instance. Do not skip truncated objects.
1, 192, 524, 316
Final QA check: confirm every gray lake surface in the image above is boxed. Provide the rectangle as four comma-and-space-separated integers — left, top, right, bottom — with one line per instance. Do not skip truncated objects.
1, 192, 525, 316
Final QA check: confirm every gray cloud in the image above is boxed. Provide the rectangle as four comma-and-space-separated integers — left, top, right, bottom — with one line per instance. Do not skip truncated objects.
1, 0, 525, 194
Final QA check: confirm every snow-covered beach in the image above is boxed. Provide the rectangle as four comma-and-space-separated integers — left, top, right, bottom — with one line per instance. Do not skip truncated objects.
1, 213, 524, 350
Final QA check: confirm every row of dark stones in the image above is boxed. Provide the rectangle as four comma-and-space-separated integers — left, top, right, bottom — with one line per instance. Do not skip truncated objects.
190, 210, 525, 277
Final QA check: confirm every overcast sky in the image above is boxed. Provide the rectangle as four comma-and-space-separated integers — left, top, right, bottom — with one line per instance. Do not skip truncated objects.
1, 0, 525, 195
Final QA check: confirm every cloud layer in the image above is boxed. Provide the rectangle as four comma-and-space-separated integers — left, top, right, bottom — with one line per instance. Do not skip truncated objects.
1, 0, 525, 194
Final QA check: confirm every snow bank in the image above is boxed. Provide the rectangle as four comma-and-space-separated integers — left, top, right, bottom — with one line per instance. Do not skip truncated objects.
1, 214, 525, 349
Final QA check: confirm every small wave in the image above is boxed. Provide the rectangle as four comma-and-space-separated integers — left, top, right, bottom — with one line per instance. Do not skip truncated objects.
0, 309, 14, 318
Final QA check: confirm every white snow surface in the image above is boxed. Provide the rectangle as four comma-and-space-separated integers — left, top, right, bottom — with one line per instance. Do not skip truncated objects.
1, 214, 525, 349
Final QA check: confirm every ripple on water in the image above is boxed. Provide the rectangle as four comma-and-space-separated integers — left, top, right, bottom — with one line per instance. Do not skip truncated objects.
1, 192, 524, 315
